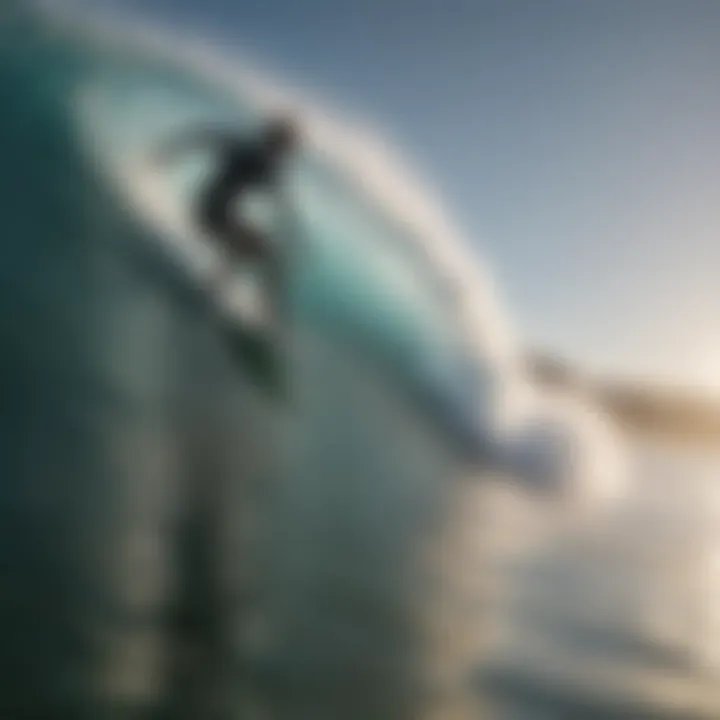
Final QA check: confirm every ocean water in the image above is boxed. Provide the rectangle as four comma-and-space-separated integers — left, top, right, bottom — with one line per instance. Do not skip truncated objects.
0, 8, 494, 719
1, 5, 706, 720
479, 441, 720, 720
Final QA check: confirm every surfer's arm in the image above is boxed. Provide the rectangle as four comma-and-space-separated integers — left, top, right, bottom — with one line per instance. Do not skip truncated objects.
151, 128, 236, 165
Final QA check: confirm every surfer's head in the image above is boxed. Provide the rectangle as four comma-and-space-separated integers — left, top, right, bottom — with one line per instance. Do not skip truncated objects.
263, 116, 299, 155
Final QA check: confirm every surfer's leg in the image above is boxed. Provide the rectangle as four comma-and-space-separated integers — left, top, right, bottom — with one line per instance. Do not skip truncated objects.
227, 222, 266, 259
228, 224, 284, 314
198, 205, 239, 291
206, 236, 233, 292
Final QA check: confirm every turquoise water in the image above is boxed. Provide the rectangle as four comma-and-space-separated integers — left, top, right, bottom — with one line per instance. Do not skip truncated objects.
0, 10, 490, 718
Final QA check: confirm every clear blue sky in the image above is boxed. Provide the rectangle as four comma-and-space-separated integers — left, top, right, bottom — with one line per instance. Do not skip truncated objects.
110, 0, 720, 390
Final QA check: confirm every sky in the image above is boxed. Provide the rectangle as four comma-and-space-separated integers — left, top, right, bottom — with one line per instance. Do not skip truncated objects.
103, 0, 720, 392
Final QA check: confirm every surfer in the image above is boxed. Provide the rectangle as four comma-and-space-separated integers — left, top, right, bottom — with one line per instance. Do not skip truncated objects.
153, 116, 299, 304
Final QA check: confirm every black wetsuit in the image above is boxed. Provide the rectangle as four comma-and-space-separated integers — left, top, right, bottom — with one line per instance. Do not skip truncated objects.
198, 140, 281, 258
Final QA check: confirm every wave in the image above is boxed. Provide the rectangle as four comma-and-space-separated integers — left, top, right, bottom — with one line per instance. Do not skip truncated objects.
29, 0, 631, 507
0, 4, 633, 717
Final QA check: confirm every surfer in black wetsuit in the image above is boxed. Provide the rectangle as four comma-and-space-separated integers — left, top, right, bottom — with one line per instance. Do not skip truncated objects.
154, 116, 299, 303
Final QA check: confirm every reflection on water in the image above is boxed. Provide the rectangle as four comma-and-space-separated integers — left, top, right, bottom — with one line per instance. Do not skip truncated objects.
480, 440, 720, 719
